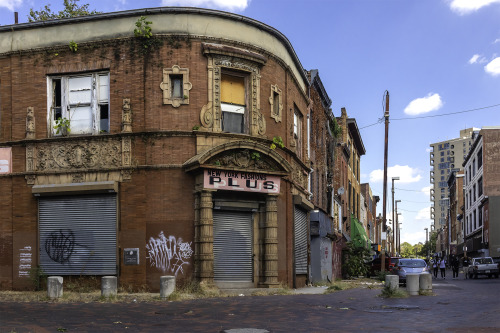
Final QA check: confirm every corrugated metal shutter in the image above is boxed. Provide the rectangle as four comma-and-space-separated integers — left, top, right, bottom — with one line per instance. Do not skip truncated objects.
294, 206, 308, 274
213, 211, 253, 282
39, 194, 117, 275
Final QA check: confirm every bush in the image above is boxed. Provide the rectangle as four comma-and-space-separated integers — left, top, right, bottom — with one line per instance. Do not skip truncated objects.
342, 242, 371, 278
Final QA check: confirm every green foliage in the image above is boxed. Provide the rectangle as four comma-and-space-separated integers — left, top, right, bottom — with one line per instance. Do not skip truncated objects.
251, 151, 261, 160
376, 270, 390, 282
192, 125, 200, 131
69, 40, 78, 52
270, 136, 285, 150
342, 242, 371, 278
329, 117, 342, 138
380, 284, 408, 298
134, 16, 153, 39
54, 117, 71, 135
28, 0, 101, 22
133, 16, 161, 53
29, 266, 47, 291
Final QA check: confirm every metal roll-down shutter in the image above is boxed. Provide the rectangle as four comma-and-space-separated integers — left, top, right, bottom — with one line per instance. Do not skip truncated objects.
39, 194, 117, 275
294, 206, 308, 274
213, 211, 253, 282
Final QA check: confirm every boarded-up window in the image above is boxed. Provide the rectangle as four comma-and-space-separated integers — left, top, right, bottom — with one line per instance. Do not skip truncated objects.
221, 74, 246, 133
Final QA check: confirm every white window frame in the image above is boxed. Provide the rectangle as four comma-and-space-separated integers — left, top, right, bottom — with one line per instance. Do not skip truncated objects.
47, 72, 110, 136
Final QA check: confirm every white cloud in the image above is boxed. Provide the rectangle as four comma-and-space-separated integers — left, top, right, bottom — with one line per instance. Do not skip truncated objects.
369, 165, 422, 184
0, 0, 23, 11
469, 54, 480, 64
161, 0, 249, 11
449, 0, 500, 15
494, 38, 500, 44
469, 54, 488, 64
404, 93, 443, 116
415, 207, 432, 220
421, 186, 431, 197
484, 57, 500, 76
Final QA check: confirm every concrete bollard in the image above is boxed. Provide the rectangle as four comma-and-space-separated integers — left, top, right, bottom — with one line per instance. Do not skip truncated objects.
160, 276, 176, 299
419, 273, 432, 292
101, 276, 118, 297
385, 275, 399, 290
47, 276, 63, 299
406, 274, 420, 296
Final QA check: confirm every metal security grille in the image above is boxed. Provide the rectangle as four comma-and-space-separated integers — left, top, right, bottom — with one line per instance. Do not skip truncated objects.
39, 194, 117, 275
294, 206, 308, 274
213, 211, 253, 282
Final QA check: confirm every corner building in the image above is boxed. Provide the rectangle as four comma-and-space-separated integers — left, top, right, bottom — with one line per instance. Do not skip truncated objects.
0, 8, 314, 290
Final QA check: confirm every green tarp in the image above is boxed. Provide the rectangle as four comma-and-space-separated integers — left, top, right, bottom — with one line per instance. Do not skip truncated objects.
351, 215, 370, 249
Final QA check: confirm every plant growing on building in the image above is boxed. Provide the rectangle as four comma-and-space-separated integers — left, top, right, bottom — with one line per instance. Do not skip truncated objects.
250, 151, 261, 161
134, 16, 153, 39
270, 136, 284, 150
329, 118, 342, 138
133, 16, 161, 53
54, 117, 71, 135
69, 40, 78, 52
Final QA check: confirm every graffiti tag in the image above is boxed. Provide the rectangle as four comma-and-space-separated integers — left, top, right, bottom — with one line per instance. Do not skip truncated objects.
146, 231, 193, 276
45, 229, 75, 264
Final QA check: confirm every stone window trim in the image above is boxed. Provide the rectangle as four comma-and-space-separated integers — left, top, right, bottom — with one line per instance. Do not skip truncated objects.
200, 42, 267, 136
269, 84, 283, 123
160, 65, 192, 107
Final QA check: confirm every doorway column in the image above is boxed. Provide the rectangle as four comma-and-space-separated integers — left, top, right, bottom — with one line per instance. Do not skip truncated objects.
196, 189, 215, 283
262, 194, 279, 287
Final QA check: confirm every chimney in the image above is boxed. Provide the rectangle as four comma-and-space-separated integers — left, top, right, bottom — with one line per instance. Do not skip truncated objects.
15, 12, 18, 24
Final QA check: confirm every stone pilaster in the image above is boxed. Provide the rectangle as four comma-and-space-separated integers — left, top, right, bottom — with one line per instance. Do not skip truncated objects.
262, 194, 279, 287
196, 190, 215, 283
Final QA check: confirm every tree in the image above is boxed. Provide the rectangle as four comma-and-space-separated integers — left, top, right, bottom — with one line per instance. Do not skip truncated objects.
418, 232, 438, 258
342, 242, 372, 278
28, 0, 101, 22
400, 242, 414, 258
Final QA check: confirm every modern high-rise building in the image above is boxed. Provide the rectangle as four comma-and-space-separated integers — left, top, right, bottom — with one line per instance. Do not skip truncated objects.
429, 128, 479, 231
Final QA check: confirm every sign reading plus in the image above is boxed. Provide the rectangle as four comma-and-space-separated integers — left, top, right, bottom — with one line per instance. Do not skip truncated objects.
204, 169, 280, 193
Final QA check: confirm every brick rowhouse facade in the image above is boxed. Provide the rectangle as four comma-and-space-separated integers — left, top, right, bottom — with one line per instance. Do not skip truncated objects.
0, 8, 315, 290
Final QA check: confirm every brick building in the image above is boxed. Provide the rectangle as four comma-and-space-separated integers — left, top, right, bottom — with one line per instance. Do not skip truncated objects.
463, 127, 500, 258
0, 8, 316, 290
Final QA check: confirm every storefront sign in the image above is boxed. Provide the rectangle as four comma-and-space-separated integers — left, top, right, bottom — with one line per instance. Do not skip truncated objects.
204, 169, 280, 193
0, 148, 12, 174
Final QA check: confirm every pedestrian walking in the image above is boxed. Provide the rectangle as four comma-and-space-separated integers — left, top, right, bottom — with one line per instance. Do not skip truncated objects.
439, 257, 447, 279
462, 256, 470, 279
451, 255, 460, 279
432, 259, 439, 278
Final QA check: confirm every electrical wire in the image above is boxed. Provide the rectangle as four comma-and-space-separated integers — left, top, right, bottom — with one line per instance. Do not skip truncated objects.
392, 103, 500, 121
359, 103, 500, 130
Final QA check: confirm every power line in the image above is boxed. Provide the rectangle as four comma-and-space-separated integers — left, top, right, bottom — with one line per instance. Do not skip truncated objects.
359, 103, 500, 129
392, 103, 500, 121
395, 187, 424, 192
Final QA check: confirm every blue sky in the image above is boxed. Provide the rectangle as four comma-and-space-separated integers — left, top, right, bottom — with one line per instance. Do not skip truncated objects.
1, 0, 500, 245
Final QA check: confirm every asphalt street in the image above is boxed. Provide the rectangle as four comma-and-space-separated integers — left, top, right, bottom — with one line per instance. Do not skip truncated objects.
1, 272, 499, 333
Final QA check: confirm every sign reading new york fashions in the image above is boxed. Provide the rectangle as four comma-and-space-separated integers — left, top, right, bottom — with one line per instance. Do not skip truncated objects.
204, 169, 280, 193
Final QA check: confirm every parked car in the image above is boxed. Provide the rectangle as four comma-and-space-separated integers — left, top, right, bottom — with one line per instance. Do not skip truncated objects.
391, 258, 430, 284
466, 257, 499, 279
368, 257, 400, 277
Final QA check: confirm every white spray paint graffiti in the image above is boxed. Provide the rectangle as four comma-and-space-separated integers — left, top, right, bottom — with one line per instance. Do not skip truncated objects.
19, 246, 32, 277
146, 231, 193, 276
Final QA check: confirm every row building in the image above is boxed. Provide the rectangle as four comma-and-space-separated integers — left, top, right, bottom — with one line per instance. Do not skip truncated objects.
0, 7, 375, 291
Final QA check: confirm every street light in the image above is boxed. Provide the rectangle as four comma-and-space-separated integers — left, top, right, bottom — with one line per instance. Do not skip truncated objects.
397, 212, 402, 255
395, 199, 401, 256
424, 227, 429, 260
391, 177, 400, 255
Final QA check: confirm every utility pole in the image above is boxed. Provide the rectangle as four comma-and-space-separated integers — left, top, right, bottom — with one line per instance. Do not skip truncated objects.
392, 177, 400, 255
395, 199, 401, 255
381, 91, 390, 272
425, 227, 429, 260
